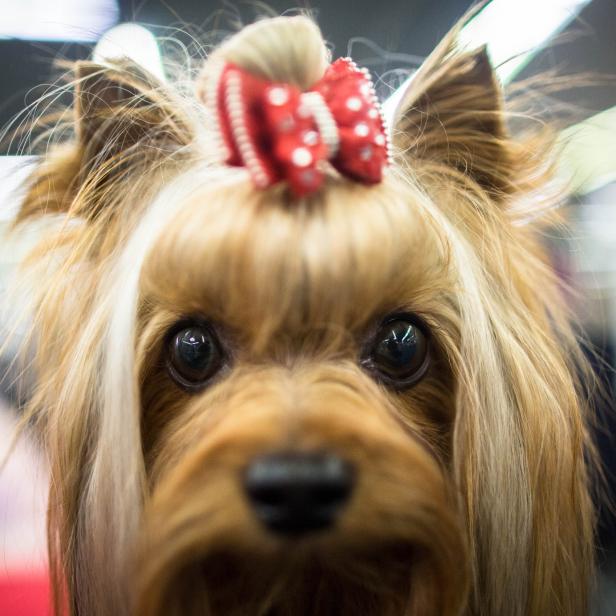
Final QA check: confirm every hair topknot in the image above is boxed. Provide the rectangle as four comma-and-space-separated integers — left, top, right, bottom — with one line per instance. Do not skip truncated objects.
210, 16, 330, 90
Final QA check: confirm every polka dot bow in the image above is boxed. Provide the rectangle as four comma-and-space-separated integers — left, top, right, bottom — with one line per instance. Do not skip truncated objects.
202, 58, 391, 196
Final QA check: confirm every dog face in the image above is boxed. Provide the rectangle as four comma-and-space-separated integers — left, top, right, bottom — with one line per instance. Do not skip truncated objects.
134, 176, 465, 615
15, 15, 593, 616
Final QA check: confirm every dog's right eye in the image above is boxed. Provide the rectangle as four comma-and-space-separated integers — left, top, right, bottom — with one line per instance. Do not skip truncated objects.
166, 323, 226, 390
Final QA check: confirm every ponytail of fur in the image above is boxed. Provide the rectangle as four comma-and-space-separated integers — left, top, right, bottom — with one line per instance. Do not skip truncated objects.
207, 16, 330, 89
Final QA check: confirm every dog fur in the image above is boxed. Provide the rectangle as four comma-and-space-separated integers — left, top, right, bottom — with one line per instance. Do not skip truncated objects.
9, 13, 594, 616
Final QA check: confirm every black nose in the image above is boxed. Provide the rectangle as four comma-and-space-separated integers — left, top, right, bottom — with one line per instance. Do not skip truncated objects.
243, 452, 354, 535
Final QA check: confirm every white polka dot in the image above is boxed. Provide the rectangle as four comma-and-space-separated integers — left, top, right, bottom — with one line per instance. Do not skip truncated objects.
359, 145, 373, 161
267, 86, 289, 106
354, 123, 370, 137
278, 116, 295, 132
302, 130, 319, 146
368, 108, 379, 119
292, 147, 313, 167
300, 169, 318, 185
375, 134, 386, 146
346, 96, 362, 111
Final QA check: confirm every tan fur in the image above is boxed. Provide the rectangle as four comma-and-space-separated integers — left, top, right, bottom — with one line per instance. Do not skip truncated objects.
9, 12, 594, 616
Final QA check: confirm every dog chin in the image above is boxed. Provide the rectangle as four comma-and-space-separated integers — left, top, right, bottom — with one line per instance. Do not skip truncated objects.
139, 531, 447, 616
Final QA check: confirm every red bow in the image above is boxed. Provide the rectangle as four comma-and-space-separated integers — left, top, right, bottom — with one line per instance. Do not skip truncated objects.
204, 58, 390, 196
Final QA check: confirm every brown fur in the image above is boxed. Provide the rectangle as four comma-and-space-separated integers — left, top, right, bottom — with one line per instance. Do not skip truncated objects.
8, 12, 594, 616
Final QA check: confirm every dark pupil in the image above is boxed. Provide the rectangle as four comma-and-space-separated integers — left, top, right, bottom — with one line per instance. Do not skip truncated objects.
174, 327, 215, 379
373, 321, 425, 377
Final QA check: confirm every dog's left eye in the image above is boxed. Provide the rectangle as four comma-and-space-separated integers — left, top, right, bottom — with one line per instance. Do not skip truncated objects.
362, 315, 430, 388
166, 323, 226, 389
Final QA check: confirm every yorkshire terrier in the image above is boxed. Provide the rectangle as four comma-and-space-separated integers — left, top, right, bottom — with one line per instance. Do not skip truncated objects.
10, 13, 594, 616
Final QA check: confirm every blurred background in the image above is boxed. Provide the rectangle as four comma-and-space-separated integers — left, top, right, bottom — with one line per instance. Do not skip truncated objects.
0, 0, 615, 614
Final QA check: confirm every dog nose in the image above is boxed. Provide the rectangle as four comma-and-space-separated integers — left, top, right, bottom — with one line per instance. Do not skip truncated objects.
243, 452, 354, 535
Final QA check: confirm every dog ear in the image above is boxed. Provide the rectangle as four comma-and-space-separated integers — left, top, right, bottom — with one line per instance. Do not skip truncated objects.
73, 60, 191, 179
16, 60, 192, 224
391, 34, 513, 198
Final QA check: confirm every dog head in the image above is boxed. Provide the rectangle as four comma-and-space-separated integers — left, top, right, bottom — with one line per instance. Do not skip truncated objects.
15, 14, 593, 616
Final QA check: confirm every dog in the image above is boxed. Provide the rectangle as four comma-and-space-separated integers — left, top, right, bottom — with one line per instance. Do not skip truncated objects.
8, 12, 594, 616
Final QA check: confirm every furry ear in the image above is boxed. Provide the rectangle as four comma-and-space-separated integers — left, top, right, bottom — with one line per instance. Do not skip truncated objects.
74, 60, 189, 176
16, 60, 192, 224
392, 34, 513, 197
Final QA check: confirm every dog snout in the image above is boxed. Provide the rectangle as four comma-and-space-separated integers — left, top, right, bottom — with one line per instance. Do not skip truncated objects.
243, 452, 355, 536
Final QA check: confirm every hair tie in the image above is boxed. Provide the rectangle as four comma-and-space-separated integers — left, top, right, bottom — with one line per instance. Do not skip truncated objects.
198, 58, 391, 196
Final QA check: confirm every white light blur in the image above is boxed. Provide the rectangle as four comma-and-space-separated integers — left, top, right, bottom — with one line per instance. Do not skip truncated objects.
383, 0, 592, 123
559, 105, 616, 194
0, 0, 119, 42
459, 0, 592, 82
93, 23, 165, 81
